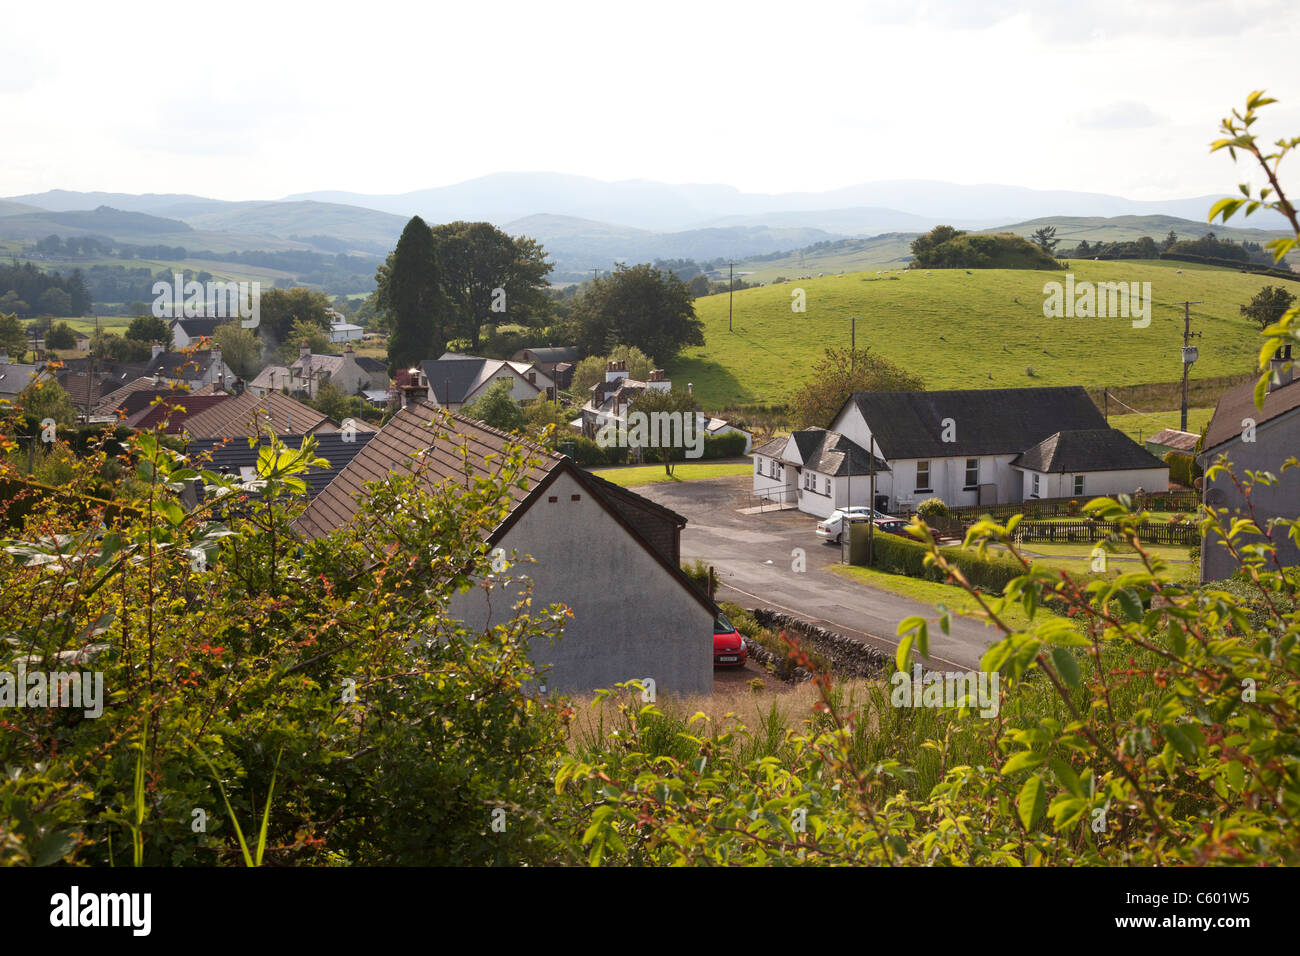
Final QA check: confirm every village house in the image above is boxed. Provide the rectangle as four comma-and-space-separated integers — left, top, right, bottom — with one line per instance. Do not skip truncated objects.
180, 389, 376, 440
580, 361, 752, 453
169, 317, 229, 349
416, 352, 554, 411
753, 386, 1167, 518
249, 343, 388, 399
511, 346, 579, 391
1198, 346, 1300, 582
293, 403, 716, 694
146, 343, 237, 392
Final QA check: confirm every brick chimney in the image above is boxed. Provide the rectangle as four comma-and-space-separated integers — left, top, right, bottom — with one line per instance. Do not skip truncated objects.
647, 369, 670, 392
299, 340, 311, 362
605, 359, 629, 384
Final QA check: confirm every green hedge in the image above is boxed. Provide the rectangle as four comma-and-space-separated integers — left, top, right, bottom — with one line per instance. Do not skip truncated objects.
867, 531, 1026, 594
1163, 450, 1202, 488
702, 430, 749, 459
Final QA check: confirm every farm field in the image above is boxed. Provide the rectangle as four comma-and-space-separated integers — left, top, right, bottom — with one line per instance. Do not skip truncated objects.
673, 259, 1296, 410
1107, 407, 1214, 443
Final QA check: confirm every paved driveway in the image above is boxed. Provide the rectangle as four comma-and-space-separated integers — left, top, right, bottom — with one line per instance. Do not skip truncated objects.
636, 475, 1005, 669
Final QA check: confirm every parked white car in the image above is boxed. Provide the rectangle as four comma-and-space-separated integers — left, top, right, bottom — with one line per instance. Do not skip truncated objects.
815, 507, 892, 544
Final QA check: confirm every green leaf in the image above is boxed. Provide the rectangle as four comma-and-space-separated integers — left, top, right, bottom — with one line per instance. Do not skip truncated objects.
1161, 724, 1198, 761
895, 633, 914, 673
1002, 750, 1045, 775
1051, 647, 1081, 688
1017, 774, 1046, 830
1050, 757, 1084, 799
1116, 589, 1144, 623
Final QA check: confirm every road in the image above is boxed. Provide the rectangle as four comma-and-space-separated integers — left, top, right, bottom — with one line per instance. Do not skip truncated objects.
637, 474, 1006, 669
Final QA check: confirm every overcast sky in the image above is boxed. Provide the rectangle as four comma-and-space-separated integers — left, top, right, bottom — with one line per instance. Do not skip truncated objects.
3, 0, 1297, 202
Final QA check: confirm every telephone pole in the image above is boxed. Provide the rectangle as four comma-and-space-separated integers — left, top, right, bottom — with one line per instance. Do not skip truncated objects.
728, 262, 734, 333
1173, 300, 1203, 432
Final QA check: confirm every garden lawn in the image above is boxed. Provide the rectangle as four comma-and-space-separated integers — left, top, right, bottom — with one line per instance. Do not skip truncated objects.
588, 461, 753, 487
830, 563, 1073, 633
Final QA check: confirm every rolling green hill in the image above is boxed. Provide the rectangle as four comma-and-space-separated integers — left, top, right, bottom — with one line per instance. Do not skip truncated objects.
671, 259, 1298, 411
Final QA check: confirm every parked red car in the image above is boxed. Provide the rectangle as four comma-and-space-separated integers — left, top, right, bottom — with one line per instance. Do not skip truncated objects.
713, 613, 747, 667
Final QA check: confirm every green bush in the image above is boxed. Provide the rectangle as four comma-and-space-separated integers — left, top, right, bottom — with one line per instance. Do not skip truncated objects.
915, 496, 950, 519
701, 430, 749, 459
1163, 450, 1202, 487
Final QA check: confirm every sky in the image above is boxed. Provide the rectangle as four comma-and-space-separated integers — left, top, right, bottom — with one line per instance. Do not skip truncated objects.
3, 0, 1298, 203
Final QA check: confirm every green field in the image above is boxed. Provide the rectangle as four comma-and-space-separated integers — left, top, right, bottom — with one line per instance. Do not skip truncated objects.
673, 259, 1295, 411
588, 461, 752, 486
1107, 407, 1214, 444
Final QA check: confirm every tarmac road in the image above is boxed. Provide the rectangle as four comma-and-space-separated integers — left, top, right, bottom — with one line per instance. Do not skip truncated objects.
635, 474, 1006, 670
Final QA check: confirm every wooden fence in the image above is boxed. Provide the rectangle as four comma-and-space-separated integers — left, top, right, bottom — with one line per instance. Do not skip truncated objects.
942, 490, 1200, 520
1009, 519, 1200, 546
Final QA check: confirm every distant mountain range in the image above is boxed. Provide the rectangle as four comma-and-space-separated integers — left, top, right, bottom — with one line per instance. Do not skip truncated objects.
2, 174, 1293, 281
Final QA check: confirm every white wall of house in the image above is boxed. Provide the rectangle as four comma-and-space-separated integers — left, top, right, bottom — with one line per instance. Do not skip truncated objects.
752, 454, 795, 504
446, 469, 714, 694
795, 469, 838, 518
1020, 466, 1170, 501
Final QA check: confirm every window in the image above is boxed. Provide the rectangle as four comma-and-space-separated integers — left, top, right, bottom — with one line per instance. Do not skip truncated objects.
1031, 474, 1041, 498
755, 458, 762, 475
915, 460, 931, 492
1073, 475, 1085, 496
823, 476, 830, 494
964, 459, 979, 490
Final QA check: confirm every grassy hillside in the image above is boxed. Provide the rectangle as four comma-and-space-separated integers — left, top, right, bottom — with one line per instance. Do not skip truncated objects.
733, 234, 916, 282
672, 259, 1297, 411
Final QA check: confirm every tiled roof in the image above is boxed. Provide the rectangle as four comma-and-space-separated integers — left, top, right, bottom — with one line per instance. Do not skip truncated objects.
844, 386, 1107, 459
187, 432, 376, 497
1147, 428, 1199, 453
181, 391, 336, 440
1013, 429, 1167, 473
94, 376, 169, 416
294, 401, 566, 539
1202, 376, 1300, 455
126, 394, 232, 433
291, 402, 712, 614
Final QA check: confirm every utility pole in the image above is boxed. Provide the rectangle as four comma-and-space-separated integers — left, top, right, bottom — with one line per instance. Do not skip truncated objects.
1173, 300, 1203, 432
728, 262, 734, 333
838, 317, 861, 371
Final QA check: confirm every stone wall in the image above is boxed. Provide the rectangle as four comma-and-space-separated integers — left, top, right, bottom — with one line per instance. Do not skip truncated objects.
748, 608, 890, 680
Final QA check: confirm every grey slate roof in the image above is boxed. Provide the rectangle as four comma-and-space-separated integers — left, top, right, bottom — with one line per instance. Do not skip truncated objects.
0, 363, 44, 396
800, 430, 889, 476
1013, 429, 1167, 473
844, 386, 1108, 460
515, 347, 578, 364
171, 318, 230, 340
186, 432, 376, 498
419, 357, 489, 405
753, 428, 888, 475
